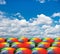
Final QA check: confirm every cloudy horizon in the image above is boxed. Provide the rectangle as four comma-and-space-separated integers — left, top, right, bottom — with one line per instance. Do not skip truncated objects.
0, 0, 60, 38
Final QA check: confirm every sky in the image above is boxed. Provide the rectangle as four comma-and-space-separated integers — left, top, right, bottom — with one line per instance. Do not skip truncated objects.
0, 0, 60, 38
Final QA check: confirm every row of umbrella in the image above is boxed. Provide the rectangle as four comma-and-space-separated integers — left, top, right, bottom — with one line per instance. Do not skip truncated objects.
0, 37, 60, 43
0, 37, 60, 54
0, 42, 60, 49
0, 47, 60, 54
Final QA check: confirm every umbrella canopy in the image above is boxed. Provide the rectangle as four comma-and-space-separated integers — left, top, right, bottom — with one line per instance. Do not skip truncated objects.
37, 42, 51, 48
54, 37, 60, 42
42, 38, 54, 43
15, 48, 32, 54
1, 47, 15, 54
0, 42, 9, 48
30, 38, 42, 44
23, 42, 35, 49
7, 38, 18, 43
52, 42, 60, 47
32, 48, 47, 54
47, 47, 60, 54
18, 37, 29, 43
0, 38, 6, 43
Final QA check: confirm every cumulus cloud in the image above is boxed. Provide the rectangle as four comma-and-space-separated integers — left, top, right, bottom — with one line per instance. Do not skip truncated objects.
36, 14, 52, 24
0, 11, 60, 38
0, 0, 6, 5
52, 12, 60, 17
44, 25, 60, 38
29, 14, 52, 25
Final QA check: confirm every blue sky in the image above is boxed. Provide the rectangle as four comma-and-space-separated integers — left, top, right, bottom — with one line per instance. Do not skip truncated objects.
0, 0, 60, 20
0, 0, 60, 38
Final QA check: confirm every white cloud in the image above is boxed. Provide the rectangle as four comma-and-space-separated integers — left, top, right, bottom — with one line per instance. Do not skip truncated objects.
36, 0, 45, 3
0, 11, 60, 38
28, 14, 52, 25
45, 25, 60, 34
0, 0, 6, 5
36, 0, 58, 3
14, 12, 24, 19
36, 14, 52, 24
42, 25, 51, 29
44, 25, 60, 38
52, 12, 60, 17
